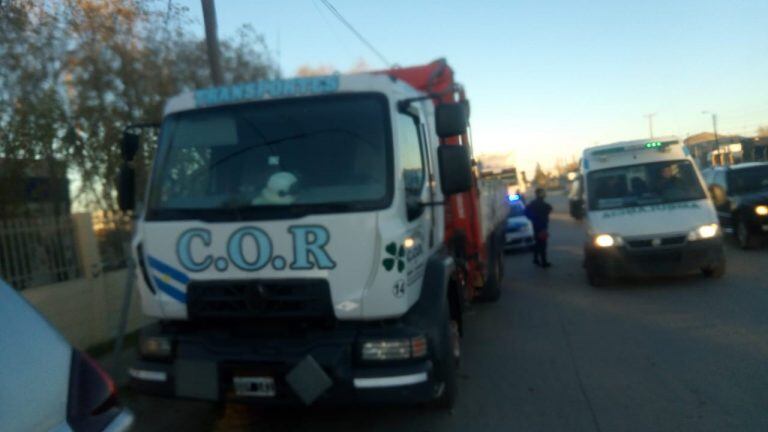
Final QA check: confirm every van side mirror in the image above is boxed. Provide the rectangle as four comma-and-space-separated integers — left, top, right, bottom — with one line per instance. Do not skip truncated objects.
121, 131, 140, 161
117, 163, 136, 211
435, 103, 468, 138
438, 145, 472, 195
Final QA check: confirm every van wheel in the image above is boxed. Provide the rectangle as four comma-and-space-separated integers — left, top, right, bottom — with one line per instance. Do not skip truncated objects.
431, 306, 458, 410
702, 260, 726, 278
737, 220, 760, 249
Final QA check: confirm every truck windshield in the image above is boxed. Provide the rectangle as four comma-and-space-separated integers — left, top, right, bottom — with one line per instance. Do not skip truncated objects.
586, 160, 705, 211
727, 165, 768, 195
147, 94, 392, 220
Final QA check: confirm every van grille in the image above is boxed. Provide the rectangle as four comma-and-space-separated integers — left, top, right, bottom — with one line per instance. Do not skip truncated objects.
626, 235, 687, 249
186, 279, 333, 321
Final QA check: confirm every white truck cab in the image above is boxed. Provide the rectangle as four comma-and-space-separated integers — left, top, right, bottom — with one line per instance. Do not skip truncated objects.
580, 136, 725, 286
120, 69, 506, 408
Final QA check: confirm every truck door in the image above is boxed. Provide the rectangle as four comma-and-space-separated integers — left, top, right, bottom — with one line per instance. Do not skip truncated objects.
396, 108, 432, 286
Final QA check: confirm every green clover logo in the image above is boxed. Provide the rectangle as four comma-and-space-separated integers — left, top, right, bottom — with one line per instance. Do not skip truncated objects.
382, 242, 405, 273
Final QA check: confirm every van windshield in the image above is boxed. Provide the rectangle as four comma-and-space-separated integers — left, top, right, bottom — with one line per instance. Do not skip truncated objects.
586, 160, 706, 211
147, 94, 392, 220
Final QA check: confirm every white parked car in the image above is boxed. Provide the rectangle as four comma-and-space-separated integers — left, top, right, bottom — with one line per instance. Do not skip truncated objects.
505, 198, 534, 250
0, 279, 133, 432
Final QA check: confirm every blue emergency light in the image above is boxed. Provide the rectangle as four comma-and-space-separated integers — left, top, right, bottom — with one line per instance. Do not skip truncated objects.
508, 194, 521, 202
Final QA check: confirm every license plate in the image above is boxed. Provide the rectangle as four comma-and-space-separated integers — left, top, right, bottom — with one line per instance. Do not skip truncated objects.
233, 376, 276, 397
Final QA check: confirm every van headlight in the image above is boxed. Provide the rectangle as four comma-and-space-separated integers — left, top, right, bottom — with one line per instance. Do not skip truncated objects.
687, 224, 720, 241
594, 234, 622, 248
756, 205, 768, 216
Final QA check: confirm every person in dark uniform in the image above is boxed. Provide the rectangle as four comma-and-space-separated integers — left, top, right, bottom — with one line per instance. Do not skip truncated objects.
525, 188, 553, 267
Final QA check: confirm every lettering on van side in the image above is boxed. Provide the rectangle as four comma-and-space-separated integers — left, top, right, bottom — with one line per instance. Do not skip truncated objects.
600, 202, 701, 219
176, 225, 336, 273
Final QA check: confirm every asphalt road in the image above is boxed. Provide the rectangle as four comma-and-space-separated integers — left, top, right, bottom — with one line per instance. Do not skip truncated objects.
124, 194, 768, 431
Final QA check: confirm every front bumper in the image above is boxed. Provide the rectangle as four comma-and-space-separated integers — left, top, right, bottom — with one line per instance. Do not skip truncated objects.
129, 323, 438, 406
584, 237, 724, 278
505, 231, 534, 249
103, 408, 135, 432
743, 214, 768, 236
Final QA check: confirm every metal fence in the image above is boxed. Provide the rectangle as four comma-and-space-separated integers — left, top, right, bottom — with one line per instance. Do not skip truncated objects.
92, 211, 133, 272
0, 216, 81, 290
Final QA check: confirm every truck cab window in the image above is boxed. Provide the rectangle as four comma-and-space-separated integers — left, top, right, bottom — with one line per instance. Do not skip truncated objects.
147, 94, 393, 219
397, 113, 425, 196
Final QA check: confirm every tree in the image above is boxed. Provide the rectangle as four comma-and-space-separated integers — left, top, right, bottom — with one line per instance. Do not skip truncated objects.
294, 58, 372, 77
758, 125, 768, 137
0, 0, 278, 213
295, 64, 336, 77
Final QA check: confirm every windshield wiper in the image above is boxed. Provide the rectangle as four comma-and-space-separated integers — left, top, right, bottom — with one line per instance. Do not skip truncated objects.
208, 128, 373, 170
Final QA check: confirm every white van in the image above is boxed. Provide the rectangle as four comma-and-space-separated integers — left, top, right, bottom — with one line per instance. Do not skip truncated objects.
580, 136, 725, 286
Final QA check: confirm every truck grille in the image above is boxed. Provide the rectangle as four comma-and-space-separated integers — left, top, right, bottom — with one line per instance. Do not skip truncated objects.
186, 279, 333, 321
626, 235, 687, 249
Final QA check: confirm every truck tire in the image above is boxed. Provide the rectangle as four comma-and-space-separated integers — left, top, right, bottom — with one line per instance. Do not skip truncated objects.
702, 260, 726, 278
430, 305, 459, 410
477, 254, 502, 302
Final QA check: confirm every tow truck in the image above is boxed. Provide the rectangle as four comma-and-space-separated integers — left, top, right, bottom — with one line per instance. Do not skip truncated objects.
119, 59, 507, 407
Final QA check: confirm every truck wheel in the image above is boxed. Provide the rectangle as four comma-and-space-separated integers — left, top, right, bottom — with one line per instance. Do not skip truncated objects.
737, 220, 761, 249
478, 254, 502, 302
431, 307, 459, 410
702, 260, 726, 278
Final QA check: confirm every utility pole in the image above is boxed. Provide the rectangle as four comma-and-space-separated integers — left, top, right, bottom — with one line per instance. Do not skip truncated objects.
644, 113, 656, 138
702, 111, 722, 163
201, 0, 224, 86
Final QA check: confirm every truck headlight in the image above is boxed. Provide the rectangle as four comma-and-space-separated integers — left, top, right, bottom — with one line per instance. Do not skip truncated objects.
361, 336, 427, 361
139, 336, 173, 359
687, 224, 720, 241
594, 234, 618, 248
756, 205, 768, 216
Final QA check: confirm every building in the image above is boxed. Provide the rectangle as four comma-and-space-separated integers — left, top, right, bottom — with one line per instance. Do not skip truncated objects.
0, 158, 70, 218
740, 136, 768, 162
684, 132, 743, 167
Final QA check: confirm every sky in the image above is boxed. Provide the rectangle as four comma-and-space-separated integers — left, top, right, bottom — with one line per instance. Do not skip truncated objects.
175, 0, 768, 176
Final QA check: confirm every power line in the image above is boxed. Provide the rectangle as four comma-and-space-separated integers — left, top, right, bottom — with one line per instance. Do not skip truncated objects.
311, 0, 355, 60
319, 0, 391, 67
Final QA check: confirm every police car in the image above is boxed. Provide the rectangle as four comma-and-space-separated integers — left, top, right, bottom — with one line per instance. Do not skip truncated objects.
505, 195, 534, 250
580, 137, 725, 286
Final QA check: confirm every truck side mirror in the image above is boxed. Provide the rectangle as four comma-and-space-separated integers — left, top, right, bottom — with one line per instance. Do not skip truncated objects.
117, 163, 136, 211
435, 103, 468, 138
121, 131, 140, 162
438, 145, 472, 196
